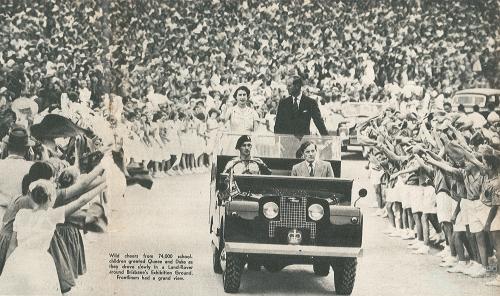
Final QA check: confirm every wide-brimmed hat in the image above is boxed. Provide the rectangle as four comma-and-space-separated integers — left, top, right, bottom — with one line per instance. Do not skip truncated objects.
4, 126, 35, 149
11, 97, 38, 115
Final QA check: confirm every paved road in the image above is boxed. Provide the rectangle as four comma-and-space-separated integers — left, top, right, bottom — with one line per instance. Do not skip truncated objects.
73, 155, 499, 296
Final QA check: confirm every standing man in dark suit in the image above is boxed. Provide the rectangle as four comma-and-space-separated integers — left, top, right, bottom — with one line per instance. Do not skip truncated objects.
291, 141, 334, 177
274, 76, 328, 136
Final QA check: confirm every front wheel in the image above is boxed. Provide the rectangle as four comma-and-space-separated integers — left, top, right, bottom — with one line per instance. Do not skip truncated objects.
213, 247, 222, 274
332, 258, 357, 295
222, 251, 244, 293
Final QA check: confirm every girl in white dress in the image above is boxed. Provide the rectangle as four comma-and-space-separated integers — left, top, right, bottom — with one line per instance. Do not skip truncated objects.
195, 113, 208, 172
184, 114, 198, 173
138, 114, 153, 167
0, 180, 106, 295
123, 114, 143, 164
164, 111, 182, 175
178, 112, 191, 174
150, 113, 167, 178
206, 108, 221, 156
158, 114, 171, 176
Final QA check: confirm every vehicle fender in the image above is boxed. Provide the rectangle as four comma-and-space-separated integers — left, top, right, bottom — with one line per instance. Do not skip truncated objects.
329, 205, 361, 225
226, 200, 259, 220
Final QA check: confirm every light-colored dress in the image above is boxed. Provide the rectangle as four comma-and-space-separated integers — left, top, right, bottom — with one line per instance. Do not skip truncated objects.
226, 106, 259, 132
165, 120, 182, 156
181, 119, 197, 154
123, 120, 143, 161
149, 122, 166, 161
0, 207, 65, 295
195, 118, 208, 155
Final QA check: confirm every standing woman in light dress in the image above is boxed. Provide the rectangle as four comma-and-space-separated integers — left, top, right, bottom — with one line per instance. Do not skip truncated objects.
0, 179, 106, 295
225, 85, 259, 133
164, 111, 182, 175
224, 86, 260, 153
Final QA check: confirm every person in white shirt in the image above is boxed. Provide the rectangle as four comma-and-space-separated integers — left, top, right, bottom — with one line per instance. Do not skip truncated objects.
0, 127, 34, 222
468, 105, 487, 129
486, 102, 500, 125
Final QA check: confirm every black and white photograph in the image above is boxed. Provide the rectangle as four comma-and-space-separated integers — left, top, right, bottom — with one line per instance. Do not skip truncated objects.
0, 0, 499, 295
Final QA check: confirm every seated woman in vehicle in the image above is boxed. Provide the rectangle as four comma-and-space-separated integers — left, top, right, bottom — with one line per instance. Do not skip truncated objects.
223, 135, 271, 175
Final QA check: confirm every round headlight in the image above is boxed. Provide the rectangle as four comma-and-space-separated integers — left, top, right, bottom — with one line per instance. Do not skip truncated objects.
308, 204, 324, 221
263, 202, 279, 219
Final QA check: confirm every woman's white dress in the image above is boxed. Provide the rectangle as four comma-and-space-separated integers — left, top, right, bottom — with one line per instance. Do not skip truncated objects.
0, 207, 65, 295
180, 119, 197, 154
123, 121, 144, 161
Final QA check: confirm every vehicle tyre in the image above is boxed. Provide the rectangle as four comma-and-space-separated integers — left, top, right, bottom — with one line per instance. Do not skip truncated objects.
223, 252, 244, 293
263, 262, 284, 273
332, 258, 357, 295
313, 262, 330, 276
213, 247, 222, 274
247, 261, 261, 271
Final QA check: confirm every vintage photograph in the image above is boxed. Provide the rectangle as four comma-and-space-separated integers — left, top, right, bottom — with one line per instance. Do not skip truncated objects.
0, 0, 499, 295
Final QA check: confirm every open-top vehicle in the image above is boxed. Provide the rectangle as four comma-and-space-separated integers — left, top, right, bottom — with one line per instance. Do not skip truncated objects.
209, 133, 366, 294
336, 102, 385, 151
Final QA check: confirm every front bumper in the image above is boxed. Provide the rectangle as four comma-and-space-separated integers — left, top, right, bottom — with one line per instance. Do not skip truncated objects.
224, 242, 363, 258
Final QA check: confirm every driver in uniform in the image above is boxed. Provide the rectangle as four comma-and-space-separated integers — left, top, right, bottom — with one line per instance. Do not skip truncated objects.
223, 135, 271, 175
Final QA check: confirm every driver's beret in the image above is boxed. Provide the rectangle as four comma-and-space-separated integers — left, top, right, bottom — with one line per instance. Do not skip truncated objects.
235, 135, 251, 149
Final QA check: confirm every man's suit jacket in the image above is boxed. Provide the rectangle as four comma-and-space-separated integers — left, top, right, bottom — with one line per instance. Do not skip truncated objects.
274, 95, 328, 135
291, 160, 334, 178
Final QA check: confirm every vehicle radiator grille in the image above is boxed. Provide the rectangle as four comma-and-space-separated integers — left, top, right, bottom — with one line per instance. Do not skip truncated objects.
269, 196, 317, 240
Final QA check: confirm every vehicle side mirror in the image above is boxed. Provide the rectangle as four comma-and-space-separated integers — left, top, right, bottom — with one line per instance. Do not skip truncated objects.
354, 188, 367, 207
358, 189, 367, 198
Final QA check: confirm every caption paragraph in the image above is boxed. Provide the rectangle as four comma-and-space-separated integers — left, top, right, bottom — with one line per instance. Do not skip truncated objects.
108, 252, 194, 281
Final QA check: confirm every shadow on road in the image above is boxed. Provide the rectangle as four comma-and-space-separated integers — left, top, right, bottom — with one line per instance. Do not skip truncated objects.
238, 267, 337, 295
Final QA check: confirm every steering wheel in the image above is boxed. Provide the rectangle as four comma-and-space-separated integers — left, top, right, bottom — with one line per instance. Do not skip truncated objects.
226, 159, 262, 175
223, 159, 262, 198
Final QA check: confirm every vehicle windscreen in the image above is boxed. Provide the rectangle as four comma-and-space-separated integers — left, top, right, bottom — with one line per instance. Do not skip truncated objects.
216, 133, 341, 160
452, 94, 486, 107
